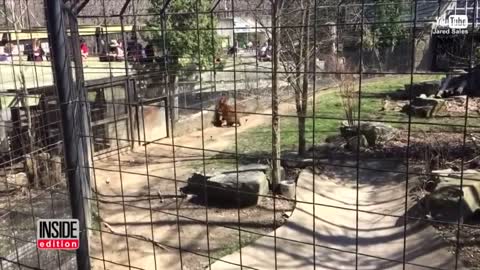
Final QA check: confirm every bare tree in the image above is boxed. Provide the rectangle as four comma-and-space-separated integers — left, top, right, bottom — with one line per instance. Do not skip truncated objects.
271, 0, 282, 189
77, 0, 152, 25
276, 0, 314, 156
0, 0, 43, 29
242, 0, 342, 156
230, 0, 281, 188
1, 0, 45, 187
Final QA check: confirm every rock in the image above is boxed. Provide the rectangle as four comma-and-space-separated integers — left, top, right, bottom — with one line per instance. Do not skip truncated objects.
432, 169, 478, 177
281, 151, 313, 168
340, 121, 396, 146
245, 164, 279, 177
359, 122, 396, 146
428, 173, 480, 221
346, 135, 368, 151
405, 105, 434, 118
438, 66, 480, 97
325, 134, 344, 144
432, 168, 455, 176
181, 171, 268, 206
224, 164, 270, 173
454, 95, 467, 102
307, 143, 335, 158
279, 180, 296, 199
0, 172, 29, 192
223, 164, 285, 187
340, 122, 359, 139
11, 172, 28, 187
405, 97, 447, 118
411, 97, 444, 108
405, 81, 441, 97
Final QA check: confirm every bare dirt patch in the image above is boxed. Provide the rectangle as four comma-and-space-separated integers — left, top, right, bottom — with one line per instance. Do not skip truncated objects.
432, 220, 480, 269
89, 106, 297, 270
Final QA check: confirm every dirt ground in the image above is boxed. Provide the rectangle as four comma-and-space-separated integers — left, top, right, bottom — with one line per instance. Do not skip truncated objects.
5, 76, 479, 269
88, 101, 302, 270
319, 131, 480, 269
432, 220, 480, 269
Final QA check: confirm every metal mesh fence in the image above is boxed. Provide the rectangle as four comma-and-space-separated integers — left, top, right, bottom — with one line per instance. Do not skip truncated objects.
0, 0, 479, 269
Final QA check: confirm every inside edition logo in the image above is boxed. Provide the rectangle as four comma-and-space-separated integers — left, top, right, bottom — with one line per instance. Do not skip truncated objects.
37, 219, 80, 250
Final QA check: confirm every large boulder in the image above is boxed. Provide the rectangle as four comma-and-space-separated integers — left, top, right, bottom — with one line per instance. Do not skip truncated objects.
307, 143, 336, 158
346, 135, 368, 151
438, 66, 480, 97
404, 81, 441, 97
340, 121, 359, 138
181, 171, 269, 206
281, 151, 313, 168
223, 164, 285, 187
428, 172, 480, 221
340, 121, 396, 146
359, 122, 396, 146
404, 97, 446, 118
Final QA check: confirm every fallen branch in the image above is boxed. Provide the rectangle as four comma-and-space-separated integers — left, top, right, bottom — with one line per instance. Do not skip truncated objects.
103, 222, 169, 251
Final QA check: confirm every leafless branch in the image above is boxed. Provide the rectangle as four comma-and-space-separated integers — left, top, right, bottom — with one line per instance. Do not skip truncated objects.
103, 222, 169, 250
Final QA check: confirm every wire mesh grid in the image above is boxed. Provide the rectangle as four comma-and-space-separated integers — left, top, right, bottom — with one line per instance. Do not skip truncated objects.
0, 0, 479, 269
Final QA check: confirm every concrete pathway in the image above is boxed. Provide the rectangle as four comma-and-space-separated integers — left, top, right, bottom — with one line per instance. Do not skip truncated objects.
211, 160, 465, 270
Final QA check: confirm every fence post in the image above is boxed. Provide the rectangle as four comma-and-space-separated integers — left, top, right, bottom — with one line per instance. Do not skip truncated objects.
68, 0, 93, 231
45, 0, 91, 269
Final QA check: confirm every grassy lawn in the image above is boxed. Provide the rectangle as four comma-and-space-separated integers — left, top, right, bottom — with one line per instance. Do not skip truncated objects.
234, 74, 479, 155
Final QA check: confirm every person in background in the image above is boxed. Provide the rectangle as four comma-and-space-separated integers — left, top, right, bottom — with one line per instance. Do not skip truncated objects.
227, 39, 239, 57
247, 41, 253, 51
117, 39, 125, 60
107, 39, 124, 61
32, 39, 44, 62
80, 39, 89, 60
24, 42, 33, 61
127, 33, 144, 62
100, 39, 106, 54
0, 43, 13, 63
144, 42, 155, 63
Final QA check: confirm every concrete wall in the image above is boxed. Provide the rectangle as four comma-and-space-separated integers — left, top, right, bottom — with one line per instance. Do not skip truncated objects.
140, 100, 168, 143
107, 118, 129, 148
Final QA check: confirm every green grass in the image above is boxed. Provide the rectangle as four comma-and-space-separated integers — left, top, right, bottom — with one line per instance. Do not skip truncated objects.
234, 74, 475, 154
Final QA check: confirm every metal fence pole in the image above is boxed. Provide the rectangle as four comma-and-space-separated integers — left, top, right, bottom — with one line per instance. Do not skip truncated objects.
45, 0, 91, 269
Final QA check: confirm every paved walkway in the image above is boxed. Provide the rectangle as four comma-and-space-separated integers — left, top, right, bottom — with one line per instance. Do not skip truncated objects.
211, 160, 465, 270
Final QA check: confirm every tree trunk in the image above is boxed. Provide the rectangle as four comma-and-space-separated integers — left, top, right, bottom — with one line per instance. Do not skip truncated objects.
14, 22, 39, 187
298, 7, 310, 156
169, 74, 179, 122
68, 4, 92, 229
271, 0, 282, 190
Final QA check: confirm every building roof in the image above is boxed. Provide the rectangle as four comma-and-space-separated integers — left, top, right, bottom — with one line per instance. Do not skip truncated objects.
0, 25, 135, 43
